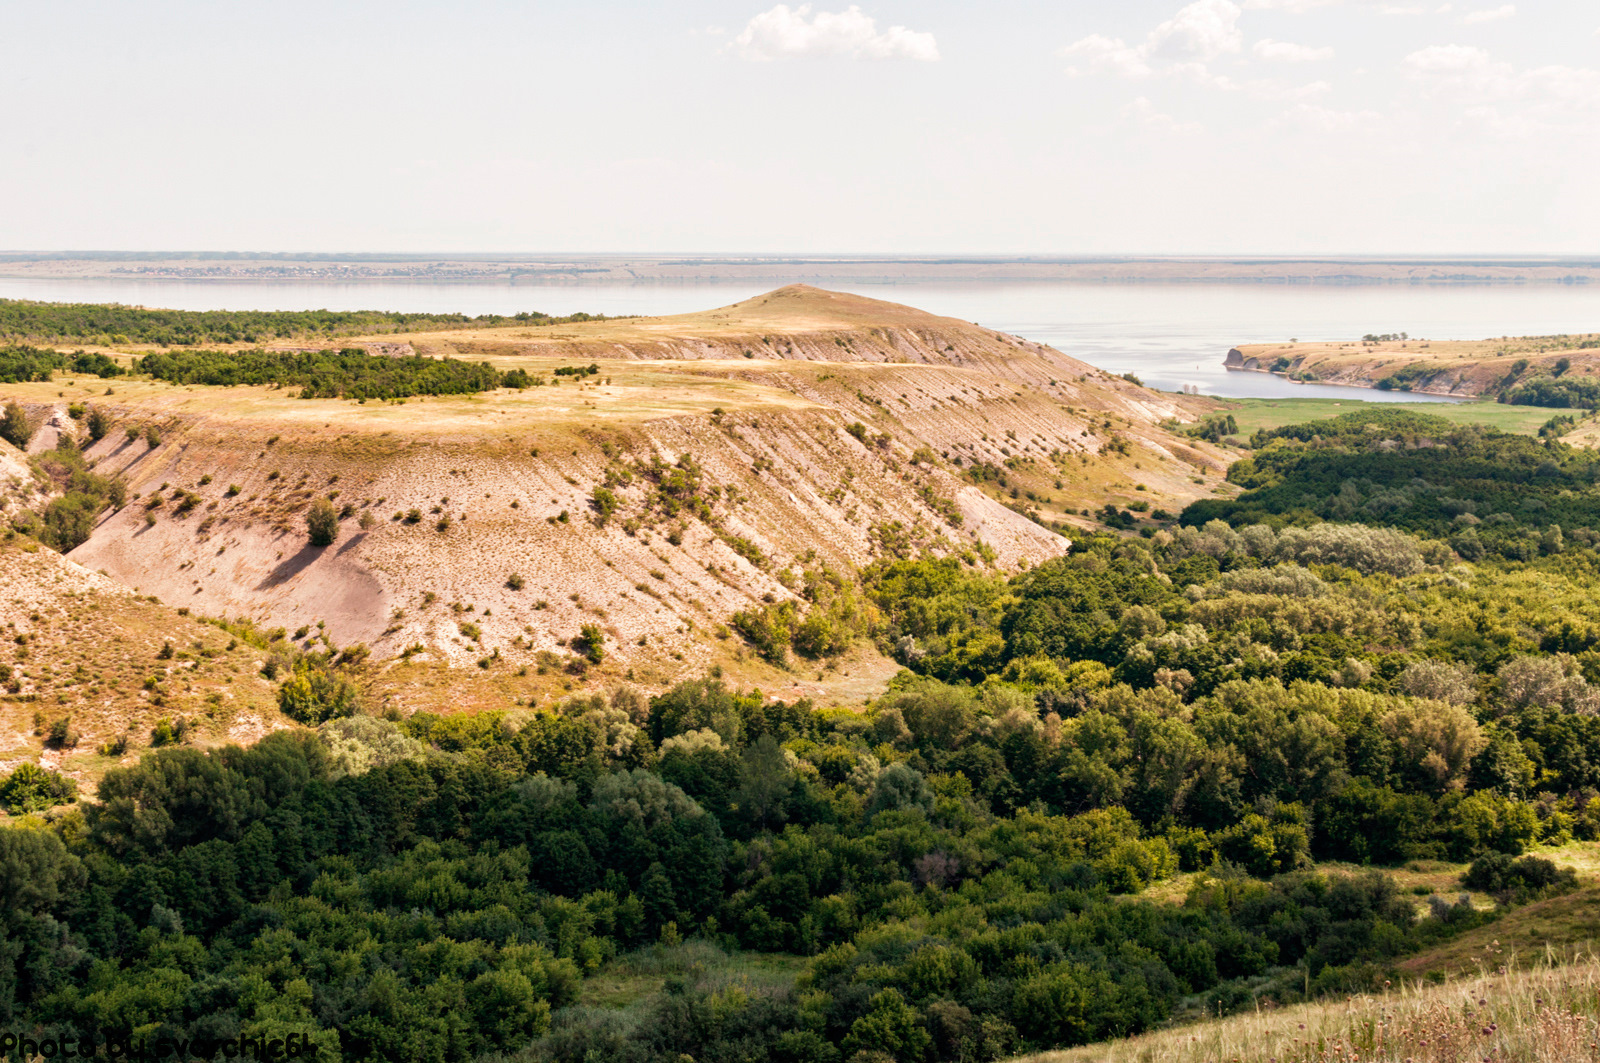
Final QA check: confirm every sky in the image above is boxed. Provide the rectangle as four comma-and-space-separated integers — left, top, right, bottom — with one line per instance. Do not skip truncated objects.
3, 0, 1598, 255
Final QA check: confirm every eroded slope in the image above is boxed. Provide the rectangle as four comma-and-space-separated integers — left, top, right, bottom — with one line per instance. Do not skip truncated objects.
0, 286, 1232, 704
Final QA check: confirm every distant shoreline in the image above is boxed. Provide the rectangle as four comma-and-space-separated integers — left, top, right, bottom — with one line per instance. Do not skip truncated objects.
2, 253, 1598, 286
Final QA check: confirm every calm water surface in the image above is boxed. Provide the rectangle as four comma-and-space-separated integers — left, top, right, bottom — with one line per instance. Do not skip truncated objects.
6, 277, 1598, 401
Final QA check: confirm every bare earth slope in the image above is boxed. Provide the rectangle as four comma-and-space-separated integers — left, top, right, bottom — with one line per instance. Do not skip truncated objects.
0, 286, 1231, 719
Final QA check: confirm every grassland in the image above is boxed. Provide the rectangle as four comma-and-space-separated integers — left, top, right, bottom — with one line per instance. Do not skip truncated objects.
1016, 951, 1600, 1063
579, 941, 809, 1013
1013, 838, 1600, 1062
0, 535, 286, 788
546, 846, 1600, 1063
1218, 397, 1574, 438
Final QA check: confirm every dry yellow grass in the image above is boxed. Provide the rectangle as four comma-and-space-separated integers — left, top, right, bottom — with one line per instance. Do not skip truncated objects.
1397, 886, 1600, 979
0, 535, 287, 794
1017, 951, 1600, 1063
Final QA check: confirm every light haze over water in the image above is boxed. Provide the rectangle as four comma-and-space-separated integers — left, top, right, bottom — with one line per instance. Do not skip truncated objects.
7, 277, 1599, 402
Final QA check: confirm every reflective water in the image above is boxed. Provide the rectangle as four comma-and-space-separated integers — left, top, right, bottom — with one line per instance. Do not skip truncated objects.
6, 276, 1598, 400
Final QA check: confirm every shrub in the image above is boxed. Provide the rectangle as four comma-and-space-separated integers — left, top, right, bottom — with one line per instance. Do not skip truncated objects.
1462, 852, 1578, 901
150, 718, 189, 746
0, 401, 32, 448
573, 623, 606, 663
276, 661, 360, 724
589, 487, 619, 523
731, 601, 798, 664
306, 497, 340, 546
46, 716, 79, 749
86, 406, 112, 442
0, 762, 77, 813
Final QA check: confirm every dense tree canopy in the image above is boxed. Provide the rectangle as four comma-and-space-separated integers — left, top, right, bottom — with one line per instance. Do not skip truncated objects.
137, 348, 517, 401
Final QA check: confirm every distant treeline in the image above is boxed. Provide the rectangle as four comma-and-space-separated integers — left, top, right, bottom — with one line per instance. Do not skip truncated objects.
0, 344, 123, 383
0, 298, 606, 346
1503, 377, 1600, 409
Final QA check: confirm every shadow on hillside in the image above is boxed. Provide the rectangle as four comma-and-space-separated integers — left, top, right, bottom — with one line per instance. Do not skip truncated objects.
256, 544, 322, 589
335, 532, 368, 557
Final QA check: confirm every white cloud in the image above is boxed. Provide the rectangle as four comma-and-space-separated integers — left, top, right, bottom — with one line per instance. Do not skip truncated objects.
1059, 34, 1153, 77
1277, 102, 1384, 131
728, 4, 939, 62
1463, 5, 1515, 23
1404, 42, 1494, 73
1242, 0, 1343, 10
1402, 43, 1600, 134
1062, 0, 1243, 78
1146, 0, 1244, 62
1121, 96, 1204, 134
1253, 38, 1334, 61
1288, 79, 1334, 98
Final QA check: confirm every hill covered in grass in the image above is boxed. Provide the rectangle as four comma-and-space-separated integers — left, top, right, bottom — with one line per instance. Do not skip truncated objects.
1017, 953, 1600, 1063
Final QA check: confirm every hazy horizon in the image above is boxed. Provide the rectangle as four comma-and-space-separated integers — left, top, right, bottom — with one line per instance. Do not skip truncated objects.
5, 252, 1600, 261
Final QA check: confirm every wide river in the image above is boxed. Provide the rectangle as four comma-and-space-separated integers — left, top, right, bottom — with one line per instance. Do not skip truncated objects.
6, 276, 1600, 401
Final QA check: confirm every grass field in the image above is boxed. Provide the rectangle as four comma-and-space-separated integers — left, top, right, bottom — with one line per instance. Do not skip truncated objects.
1217, 397, 1573, 438
1015, 951, 1600, 1063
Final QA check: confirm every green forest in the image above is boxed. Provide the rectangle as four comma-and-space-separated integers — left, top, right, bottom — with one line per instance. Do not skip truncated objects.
136, 348, 521, 401
1187, 407, 1600, 560
6, 406, 1600, 1063
4, 341, 553, 402
0, 344, 124, 383
0, 300, 605, 347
